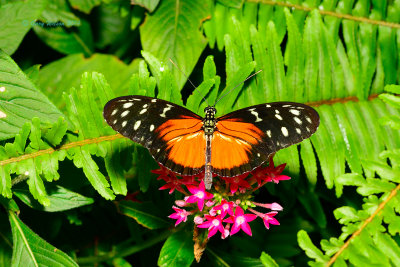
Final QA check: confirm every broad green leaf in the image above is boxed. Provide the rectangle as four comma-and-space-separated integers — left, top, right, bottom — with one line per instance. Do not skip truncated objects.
68, 0, 102, 14
39, 0, 80, 28
33, 18, 94, 56
357, 178, 395, 195
140, 0, 211, 89
385, 84, 400, 94
0, 0, 46, 55
13, 185, 94, 212
297, 230, 329, 263
23, 65, 41, 84
118, 200, 169, 229
260, 252, 279, 267
158, 231, 194, 267
37, 54, 141, 111
9, 211, 78, 267
300, 139, 317, 186
0, 50, 66, 141
134, 0, 161, 12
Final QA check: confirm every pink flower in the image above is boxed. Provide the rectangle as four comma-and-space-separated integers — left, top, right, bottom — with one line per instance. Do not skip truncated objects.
168, 206, 190, 226
197, 215, 225, 238
224, 207, 257, 236
223, 173, 251, 194
252, 202, 283, 211
194, 216, 204, 224
186, 181, 214, 211
213, 199, 235, 217
259, 212, 280, 229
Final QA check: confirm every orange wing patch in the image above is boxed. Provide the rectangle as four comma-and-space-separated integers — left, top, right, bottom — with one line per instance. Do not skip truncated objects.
212, 120, 266, 175
156, 116, 205, 169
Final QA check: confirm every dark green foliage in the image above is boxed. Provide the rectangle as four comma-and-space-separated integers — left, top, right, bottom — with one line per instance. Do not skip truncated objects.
0, 0, 400, 266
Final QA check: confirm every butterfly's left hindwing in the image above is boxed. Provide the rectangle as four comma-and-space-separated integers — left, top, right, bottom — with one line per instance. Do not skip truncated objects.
213, 102, 320, 176
103, 96, 205, 175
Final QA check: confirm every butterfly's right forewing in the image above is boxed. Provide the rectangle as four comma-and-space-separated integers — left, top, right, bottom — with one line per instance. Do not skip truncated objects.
103, 95, 205, 175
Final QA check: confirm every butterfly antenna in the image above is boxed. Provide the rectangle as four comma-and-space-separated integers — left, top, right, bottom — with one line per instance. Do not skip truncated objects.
169, 58, 209, 106
213, 70, 262, 106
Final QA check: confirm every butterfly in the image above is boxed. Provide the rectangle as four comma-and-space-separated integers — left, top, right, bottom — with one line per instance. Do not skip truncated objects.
103, 95, 320, 189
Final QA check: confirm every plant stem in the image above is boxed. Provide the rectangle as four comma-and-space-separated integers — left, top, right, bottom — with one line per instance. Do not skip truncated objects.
76, 229, 174, 264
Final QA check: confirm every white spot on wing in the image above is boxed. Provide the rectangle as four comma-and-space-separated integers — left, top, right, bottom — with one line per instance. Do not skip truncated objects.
157, 149, 160, 153
282, 104, 291, 107
150, 124, 155, 132
160, 104, 172, 118
266, 130, 271, 138
151, 99, 157, 102
111, 109, 118, 116
139, 109, 147, 114
281, 127, 289, 137
290, 109, 300, 115
249, 108, 262, 122
0, 111, 6, 118
294, 117, 302, 125
123, 103, 133, 108
306, 116, 312, 123
257, 153, 260, 157
296, 128, 301, 134
275, 114, 283, 120
134, 120, 141, 130
275, 109, 280, 114
121, 110, 129, 117
113, 119, 117, 124
122, 121, 127, 127
306, 127, 310, 132
266, 104, 271, 108
143, 104, 148, 108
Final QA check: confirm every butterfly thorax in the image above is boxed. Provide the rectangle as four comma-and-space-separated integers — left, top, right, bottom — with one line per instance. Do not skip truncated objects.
203, 106, 217, 136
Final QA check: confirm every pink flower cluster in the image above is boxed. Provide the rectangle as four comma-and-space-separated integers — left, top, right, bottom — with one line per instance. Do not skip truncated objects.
152, 158, 289, 239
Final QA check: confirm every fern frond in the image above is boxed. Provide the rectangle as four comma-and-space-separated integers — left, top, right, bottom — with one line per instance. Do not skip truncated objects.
299, 88, 400, 266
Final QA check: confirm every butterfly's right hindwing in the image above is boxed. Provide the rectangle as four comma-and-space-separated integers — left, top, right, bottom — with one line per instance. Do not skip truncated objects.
103, 96, 205, 175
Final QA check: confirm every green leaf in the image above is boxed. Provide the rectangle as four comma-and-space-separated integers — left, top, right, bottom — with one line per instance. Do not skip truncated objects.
72, 148, 115, 200
297, 230, 329, 263
33, 18, 94, 56
118, 200, 169, 229
260, 252, 279, 267
0, 50, 66, 141
13, 185, 94, 212
140, 0, 211, 89
37, 54, 140, 111
134, 0, 161, 12
68, 0, 102, 14
0, 0, 46, 55
217, 0, 243, 8
298, 191, 327, 228
384, 84, 400, 94
9, 211, 78, 267
23, 65, 41, 84
158, 231, 194, 267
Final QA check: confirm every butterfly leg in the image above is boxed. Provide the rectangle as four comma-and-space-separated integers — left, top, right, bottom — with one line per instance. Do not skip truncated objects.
205, 135, 213, 190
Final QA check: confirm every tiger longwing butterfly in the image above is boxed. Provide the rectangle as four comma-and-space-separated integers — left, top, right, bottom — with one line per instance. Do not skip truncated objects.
103, 95, 319, 190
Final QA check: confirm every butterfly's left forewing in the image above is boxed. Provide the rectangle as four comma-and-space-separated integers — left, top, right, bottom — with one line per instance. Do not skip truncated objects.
103, 96, 206, 175
213, 102, 320, 176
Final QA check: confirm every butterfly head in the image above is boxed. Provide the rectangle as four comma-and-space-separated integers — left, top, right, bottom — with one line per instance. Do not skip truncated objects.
203, 106, 217, 135
204, 106, 216, 116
